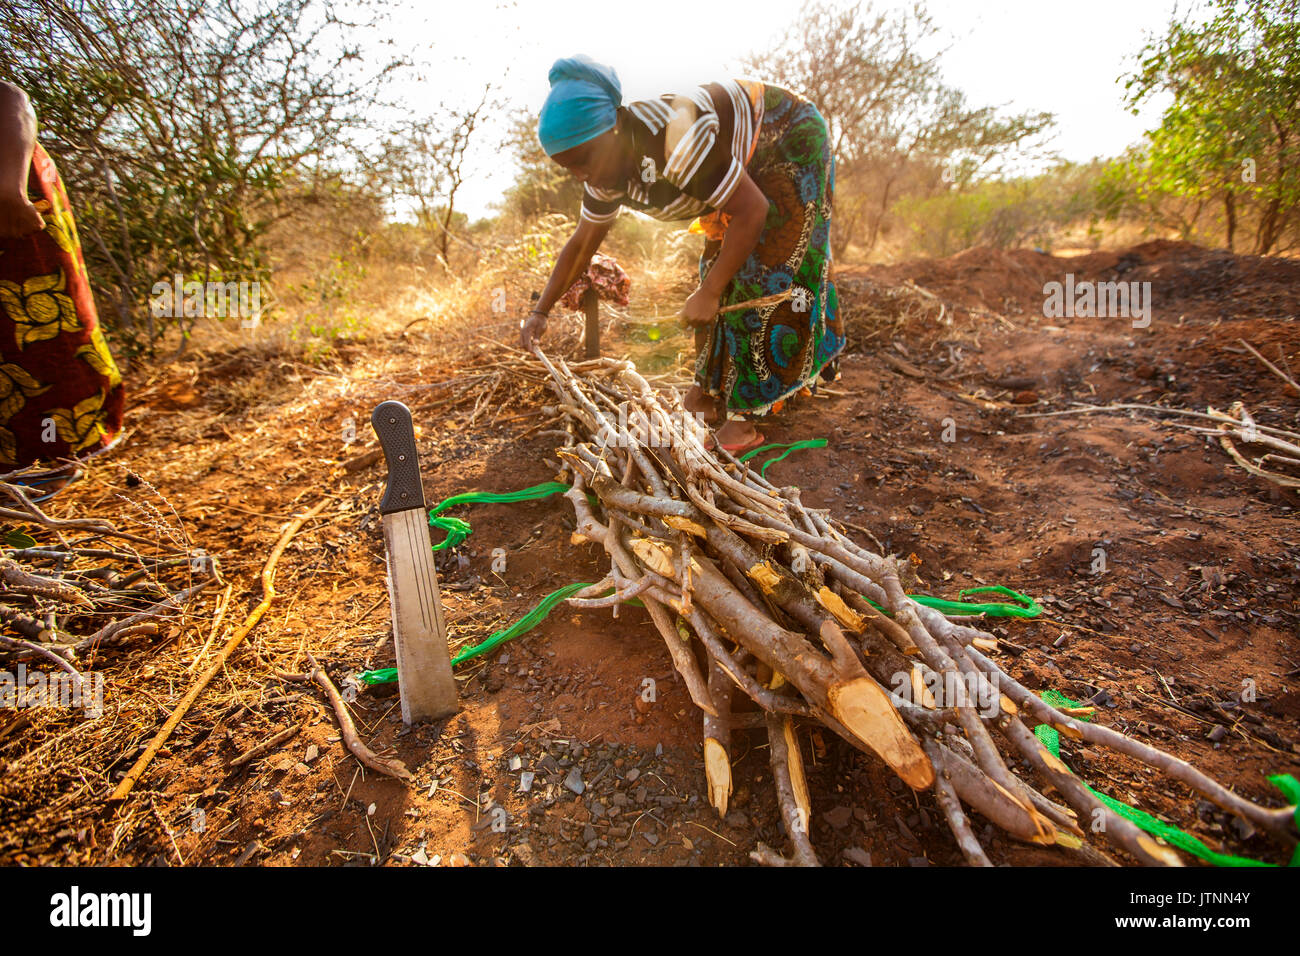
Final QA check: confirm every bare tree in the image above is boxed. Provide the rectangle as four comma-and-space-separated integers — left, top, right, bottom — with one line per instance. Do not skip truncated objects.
744, 1, 1053, 255
381, 85, 499, 272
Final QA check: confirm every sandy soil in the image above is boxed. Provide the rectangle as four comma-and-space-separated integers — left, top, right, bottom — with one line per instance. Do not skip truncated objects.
2, 239, 1297, 867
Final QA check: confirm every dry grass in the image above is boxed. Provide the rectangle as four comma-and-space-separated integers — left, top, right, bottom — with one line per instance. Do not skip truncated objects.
0, 473, 226, 863
0, 207, 904, 864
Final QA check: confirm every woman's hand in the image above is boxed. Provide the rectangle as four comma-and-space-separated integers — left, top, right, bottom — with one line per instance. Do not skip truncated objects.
0, 194, 44, 240
520, 310, 548, 349
679, 285, 721, 328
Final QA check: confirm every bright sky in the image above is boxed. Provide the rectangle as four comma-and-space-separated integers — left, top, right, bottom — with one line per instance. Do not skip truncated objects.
373, 0, 1191, 219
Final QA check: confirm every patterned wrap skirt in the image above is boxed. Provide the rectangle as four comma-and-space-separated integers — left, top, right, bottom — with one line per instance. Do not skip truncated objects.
693, 85, 844, 418
0, 143, 123, 467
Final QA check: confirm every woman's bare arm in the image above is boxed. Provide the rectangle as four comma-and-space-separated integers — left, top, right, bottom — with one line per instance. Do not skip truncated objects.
700, 173, 768, 296
0, 81, 44, 239
680, 172, 768, 326
520, 215, 612, 348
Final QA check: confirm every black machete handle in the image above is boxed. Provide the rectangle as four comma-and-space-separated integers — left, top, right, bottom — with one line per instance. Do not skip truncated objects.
372, 401, 426, 514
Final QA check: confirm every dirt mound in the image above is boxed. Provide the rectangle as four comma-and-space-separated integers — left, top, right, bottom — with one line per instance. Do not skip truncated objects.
840, 240, 1300, 330
850, 245, 1059, 314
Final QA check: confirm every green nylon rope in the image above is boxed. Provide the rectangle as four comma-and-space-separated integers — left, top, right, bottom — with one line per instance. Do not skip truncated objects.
428, 481, 572, 550
1034, 689, 1298, 867
738, 438, 828, 476
863, 585, 1043, 619
358, 582, 644, 684
428, 515, 474, 551
361, 581, 594, 683
430, 481, 572, 515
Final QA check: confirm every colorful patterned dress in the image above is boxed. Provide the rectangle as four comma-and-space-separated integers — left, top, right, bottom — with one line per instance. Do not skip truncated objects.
0, 142, 123, 468
579, 80, 844, 418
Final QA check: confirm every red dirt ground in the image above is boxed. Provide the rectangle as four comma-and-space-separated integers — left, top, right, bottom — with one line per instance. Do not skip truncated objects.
4, 239, 1297, 867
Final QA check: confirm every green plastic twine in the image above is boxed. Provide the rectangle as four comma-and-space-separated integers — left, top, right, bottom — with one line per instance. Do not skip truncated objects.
428, 481, 572, 550
449, 580, 592, 666
428, 515, 473, 551
1033, 689, 1298, 867
863, 585, 1043, 619
738, 438, 828, 476
358, 581, 642, 683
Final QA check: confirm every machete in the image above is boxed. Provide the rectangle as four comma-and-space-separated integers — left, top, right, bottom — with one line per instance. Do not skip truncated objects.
371, 400, 459, 724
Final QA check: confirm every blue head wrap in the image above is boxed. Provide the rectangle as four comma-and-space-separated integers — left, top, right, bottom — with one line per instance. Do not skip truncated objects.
537, 55, 622, 157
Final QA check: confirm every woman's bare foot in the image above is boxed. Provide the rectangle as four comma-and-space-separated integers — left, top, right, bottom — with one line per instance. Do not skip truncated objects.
713, 418, 761, 451
683, 384, 722, 424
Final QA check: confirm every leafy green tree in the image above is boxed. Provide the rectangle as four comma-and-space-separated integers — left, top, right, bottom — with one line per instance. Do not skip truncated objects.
1, 0, 398, 352
895, 160, 1110, 257
1122, 0, 1300, 254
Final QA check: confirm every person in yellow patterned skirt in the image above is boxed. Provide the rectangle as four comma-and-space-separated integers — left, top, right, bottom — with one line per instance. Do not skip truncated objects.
0, 81, 124, 494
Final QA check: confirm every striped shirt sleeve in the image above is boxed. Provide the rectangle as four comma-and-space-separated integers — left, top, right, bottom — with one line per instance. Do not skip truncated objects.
580, 183, 622, 225
659, 89, 745, 210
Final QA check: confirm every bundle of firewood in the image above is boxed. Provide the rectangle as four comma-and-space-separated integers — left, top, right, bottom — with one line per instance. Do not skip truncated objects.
524, 350, 1297, 866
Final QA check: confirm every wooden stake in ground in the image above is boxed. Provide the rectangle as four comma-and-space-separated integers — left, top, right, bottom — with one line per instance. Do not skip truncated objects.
582, 285, 600, 359
109, 498, 330, 801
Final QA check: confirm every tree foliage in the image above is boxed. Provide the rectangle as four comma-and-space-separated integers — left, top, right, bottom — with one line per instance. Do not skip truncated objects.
1119, 0, 1300, 254
1, 0, 397, 351
895, 160, 1111, 258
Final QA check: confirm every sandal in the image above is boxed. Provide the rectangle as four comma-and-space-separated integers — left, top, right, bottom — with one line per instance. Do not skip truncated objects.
706, 431, 766, 456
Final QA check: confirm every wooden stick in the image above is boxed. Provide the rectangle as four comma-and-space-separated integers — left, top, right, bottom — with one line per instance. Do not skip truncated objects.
305, 652, 413, 781
0, 558, 92, 606
716, 289, 794, 315
673, 289, 796, 329
76, 580, 217, 653
0, 634, 80, 675
583, 285, 601, 359
702, 656, 734, 818
1239, 338, 1300, 396
925, 739, 993, 867
109, 498, 329, 801
1014, 402, 1300, 441
1218, 432, 1300, 488
962, 643, 1298, 847
751, 713, 818, 866
228, 722, 303, 768
0, 482, 158, 546
188, 582, 233, 674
